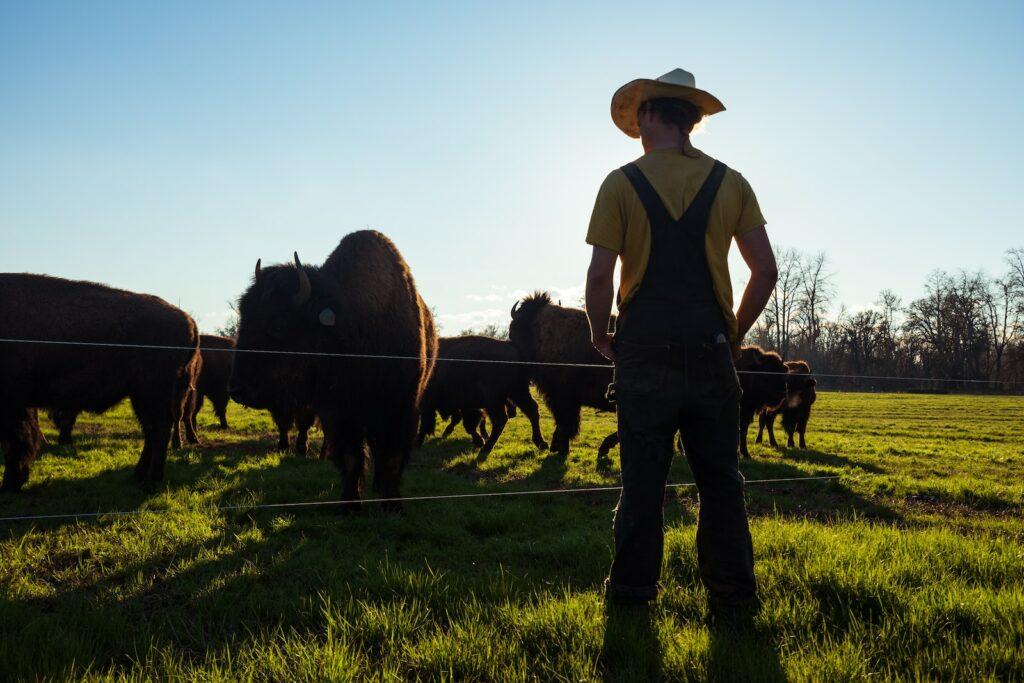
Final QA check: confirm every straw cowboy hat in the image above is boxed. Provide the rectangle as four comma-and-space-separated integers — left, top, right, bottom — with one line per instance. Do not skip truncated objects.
611, 68, 725, 138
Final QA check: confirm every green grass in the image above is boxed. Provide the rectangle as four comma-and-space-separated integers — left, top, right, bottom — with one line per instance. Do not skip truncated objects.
1, 392, 1023, 681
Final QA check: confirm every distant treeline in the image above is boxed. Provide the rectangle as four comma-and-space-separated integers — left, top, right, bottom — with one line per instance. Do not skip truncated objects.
746, 247, 1024, 393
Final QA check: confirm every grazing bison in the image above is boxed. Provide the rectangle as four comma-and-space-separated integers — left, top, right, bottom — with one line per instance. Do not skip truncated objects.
509, 292, 615, 456
0, 273, 200, 491
415, 336, 547, 457
228, 230, 437, 509
735, 345, 789, 458
757, 360, 817, 449
185, 334, 236, 433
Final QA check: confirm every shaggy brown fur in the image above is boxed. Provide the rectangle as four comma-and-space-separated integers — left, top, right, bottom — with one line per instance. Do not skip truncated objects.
228, 230, 437, 509
0, 273, 200, 491
756, 360, 817, 449
416, 336, 547, 457
735, 345, 789, 458
509, 292, 614, 456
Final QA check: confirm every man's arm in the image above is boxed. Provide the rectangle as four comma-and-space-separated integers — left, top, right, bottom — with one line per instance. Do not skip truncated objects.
734, 226, 778, 352
585, 245, 618, 361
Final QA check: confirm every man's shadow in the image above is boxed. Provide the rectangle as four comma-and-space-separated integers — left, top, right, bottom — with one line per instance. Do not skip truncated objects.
601, 604, 662, 682
706, 620, 786, 682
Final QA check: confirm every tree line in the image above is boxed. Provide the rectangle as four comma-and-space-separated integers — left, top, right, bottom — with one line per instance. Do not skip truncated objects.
748, 247, 1024, 393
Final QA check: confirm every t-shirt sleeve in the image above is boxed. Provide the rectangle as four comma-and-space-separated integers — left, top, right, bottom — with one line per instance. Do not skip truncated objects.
586, 170, 627, 253
734, 173, 767, 237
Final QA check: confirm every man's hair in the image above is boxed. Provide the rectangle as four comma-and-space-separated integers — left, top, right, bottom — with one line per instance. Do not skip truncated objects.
638, 97, 704, 136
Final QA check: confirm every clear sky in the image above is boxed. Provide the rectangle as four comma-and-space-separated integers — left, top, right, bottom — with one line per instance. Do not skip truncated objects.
2, 1, 1022, 334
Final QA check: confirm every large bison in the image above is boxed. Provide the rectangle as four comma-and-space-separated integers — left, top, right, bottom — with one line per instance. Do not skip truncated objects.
735, 345, 789, 458
0, 273, 200, 491
757, 360, 817, 449
228, 230, 437, 509
509, 292, 614, 456
416, 335, 547, 457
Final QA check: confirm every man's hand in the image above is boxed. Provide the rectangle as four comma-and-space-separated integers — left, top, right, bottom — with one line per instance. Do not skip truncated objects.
593, 332, 616, 362
585, 245, 618, 363
731, 340, 743, 362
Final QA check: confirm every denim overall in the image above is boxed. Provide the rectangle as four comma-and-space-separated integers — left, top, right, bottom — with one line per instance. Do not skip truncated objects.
607, 158, 757, 608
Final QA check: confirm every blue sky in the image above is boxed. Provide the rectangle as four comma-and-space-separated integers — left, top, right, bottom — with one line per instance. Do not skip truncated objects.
2, 1, 1022, 333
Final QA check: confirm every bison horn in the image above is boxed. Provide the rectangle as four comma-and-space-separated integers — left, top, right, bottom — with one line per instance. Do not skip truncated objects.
254, 259, 262, 281
293, 252, 311, 307
510, 301, 521, 319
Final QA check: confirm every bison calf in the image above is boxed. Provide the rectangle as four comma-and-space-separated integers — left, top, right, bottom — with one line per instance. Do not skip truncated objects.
509, 292, 615, 456
757, 360, 817, 449
0, 273, 200, 491
735, 345, 788, 459
416, 336, 546, 457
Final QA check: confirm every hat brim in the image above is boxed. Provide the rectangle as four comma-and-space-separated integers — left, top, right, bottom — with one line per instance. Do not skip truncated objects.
611, 79, 726, 138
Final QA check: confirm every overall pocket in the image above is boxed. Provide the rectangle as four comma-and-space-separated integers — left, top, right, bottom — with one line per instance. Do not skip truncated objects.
613, 342, 669, 395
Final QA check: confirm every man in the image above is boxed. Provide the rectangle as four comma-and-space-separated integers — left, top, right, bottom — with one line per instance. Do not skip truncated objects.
584, 69, 778, 618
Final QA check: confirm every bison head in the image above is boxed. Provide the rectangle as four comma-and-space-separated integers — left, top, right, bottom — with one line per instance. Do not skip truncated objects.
507, 291, 551, 357
737, 346, 789, 411
227, 253, 337, 409
784, 361, 817, 409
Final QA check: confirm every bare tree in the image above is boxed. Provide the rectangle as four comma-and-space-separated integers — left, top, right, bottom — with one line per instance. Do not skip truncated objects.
762, 246, 803, 358
796, 251, 834, 359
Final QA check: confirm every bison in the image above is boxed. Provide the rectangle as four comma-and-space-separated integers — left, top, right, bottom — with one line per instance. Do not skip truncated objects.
756, 360, 817, 449
228, 230, 437, 509
415, 335, 547, 457
0, 273, 200, 491
735, 345, 789, 458
509, 292, 615, 456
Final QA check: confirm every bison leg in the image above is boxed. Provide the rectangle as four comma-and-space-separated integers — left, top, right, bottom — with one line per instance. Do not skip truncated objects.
1, 408, 43, 493
212, 396, 230, 429
510, 387, 548, 451
797, 415, 808, 449
190, 393, 205, 433
440, 413, 460, 439
597, 430, 619, 460
367, 408, 416, 513
547, 396, 581, 456
766, 412, 780, 448
477, 402, 508, 460
294, 408, 315, 457
270, 407, 292, 452
130, 396, 174, 490
415, 408, 437, 448
322, 414, 367, 512
738, 408, 754, 459
50, 409, 79, 446
462, 410, 485, 448
180, 390, 200, 446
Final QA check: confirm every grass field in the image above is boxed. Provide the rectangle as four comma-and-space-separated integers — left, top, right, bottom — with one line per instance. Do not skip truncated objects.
1, 392, 1023, 681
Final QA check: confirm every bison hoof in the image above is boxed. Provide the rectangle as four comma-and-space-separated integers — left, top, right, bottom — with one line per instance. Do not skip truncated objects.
534, 439, 549, 451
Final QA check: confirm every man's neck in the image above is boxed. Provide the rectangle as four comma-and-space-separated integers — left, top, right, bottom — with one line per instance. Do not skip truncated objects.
641, 135, 694, 155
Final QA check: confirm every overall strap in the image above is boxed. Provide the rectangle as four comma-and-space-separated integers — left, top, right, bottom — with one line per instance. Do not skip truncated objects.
620, 163, 674, 228
680, 160, 728, 225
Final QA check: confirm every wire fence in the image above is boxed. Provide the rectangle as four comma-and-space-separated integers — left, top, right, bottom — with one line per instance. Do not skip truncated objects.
0, 475, 840, 524
3, 337, 1023, 388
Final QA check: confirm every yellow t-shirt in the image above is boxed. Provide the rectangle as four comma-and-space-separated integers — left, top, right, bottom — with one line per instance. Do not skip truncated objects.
586, 147, 766, 342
